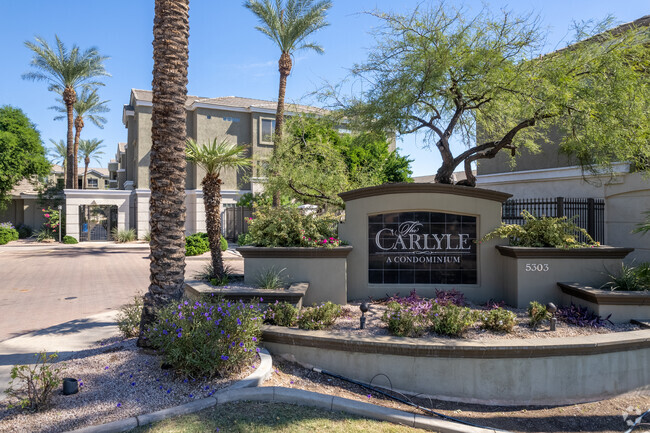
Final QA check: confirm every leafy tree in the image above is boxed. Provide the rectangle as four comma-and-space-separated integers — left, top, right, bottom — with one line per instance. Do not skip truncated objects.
51, 88, 109, 183
0, 106, 50, 208
138, 0, 190, 347
186, 138, 251, 279
245, 0, 332, 206
334, 5, 650, 186
23, 35, 109, 189
78, 138, 104, 189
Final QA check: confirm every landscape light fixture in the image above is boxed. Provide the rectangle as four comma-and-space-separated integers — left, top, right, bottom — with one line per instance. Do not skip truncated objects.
57, 205, 62, 243
547, 302, 558, 331
359, 302, 370, 329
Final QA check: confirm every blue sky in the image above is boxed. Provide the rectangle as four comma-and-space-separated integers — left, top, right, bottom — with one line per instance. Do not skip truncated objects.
1, 1, 648, 177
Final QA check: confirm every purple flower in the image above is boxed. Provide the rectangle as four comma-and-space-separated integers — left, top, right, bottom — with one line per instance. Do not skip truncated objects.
220, 355, 229, 361
116, 403, 122, 407
252, 337, 257, 342
131, 382, 136, 386
104, 366, 109, 370
167, 388, 172, 394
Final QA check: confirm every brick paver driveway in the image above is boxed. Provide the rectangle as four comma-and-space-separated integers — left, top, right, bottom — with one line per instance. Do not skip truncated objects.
0, 243, 242, 342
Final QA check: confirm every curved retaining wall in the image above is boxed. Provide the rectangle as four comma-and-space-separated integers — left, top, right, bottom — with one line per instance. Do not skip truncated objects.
262, 326, 650, 406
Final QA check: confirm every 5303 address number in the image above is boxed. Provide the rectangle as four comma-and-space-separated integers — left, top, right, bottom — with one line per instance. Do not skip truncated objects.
525, 264, 549, 272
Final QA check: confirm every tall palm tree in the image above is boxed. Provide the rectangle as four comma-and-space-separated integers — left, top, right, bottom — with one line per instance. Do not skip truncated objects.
244, 0, 332, 206
186, 138, 251, 278
78, 139, 105, 189
23, 35, 109, 189
48, 138, 68, 188
138, 0, 190, 347
51, 88, 110, 183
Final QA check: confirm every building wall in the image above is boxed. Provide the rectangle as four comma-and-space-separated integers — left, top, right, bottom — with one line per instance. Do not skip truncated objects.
134, 105, 152, 189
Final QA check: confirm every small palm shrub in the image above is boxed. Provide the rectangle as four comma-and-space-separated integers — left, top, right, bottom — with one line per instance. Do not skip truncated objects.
256, 267, 286, 290
480, 307, 517, 332
4, 352, 64, 412
112, 228, 136, 243
527, 301, 549, 329
144, 298, 263, 378
381, 301, 430, 337
481, 210, 596, 248
0, 223, 19, 245
264, 301, 299, 326
62, 235, 78, 244
116, 295, 143, 338
297, 302, 343, 330
430, 304, 478, 337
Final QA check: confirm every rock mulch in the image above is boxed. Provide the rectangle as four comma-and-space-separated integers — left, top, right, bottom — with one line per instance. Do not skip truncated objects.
0, 338, 258, 433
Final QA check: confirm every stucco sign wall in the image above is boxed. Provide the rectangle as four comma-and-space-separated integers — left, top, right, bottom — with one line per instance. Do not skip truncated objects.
368, 211, 477, 285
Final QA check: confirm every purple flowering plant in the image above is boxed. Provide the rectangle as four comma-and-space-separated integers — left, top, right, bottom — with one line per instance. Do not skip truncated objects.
145, 298, 263, 378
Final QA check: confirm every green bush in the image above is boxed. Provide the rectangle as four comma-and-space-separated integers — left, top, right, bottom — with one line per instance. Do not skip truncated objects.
601, 262, 650, 291
264, 301, 299, 327
62, 235, 78, 244
4, 352, 64, 412
245, 206, 340, 247
142, 231, 151, 242
480, 307, 517, 332
117, 295, 143, 338
430, 304, 477, 337
144, 298, 263, 378
297, 302, 343, 330
481, 210, 596, 248
16, 224, 32, 239
220, 235, 228, 251
0, 223, 19, 245
256, 267, 286, 290
381, 301, 429, 337
112, 228, 136, 243
527, 301, 549, 329
237, 232, 252, 246
186, 233, 209, 256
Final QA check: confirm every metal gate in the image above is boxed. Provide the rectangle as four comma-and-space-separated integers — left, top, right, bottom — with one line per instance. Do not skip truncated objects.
79, 205, 118, 241
221, 206, 252, 241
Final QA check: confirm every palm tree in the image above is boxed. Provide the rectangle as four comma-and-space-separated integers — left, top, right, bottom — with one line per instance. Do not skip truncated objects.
186, 138, 251, 279
23, 35, 109, 189
244, 0, 332, 205
78, 139, 105, 189
51, 88, 109, 183
48, 139, 68, 188
138, 0, 190, 347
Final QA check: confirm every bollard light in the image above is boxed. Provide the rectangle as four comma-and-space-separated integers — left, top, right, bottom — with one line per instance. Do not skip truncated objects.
547, 302, 557, 331
359, 302, 370, 330
58, 204, 62, 243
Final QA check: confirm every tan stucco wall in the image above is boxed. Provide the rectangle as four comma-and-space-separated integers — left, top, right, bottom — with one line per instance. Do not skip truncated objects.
340, 186, 509, 303
134, 106, 152, 189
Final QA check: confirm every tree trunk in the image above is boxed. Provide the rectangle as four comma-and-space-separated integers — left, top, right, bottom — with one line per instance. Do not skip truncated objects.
83, 156, 90, 189
202, 173, 224, 279
73, 116, 84, 187
138, 0, 190, 348
272, 51, 292, 207
63, 86, 76, 189
62, 161, 67, 190
434, 162, 457, 184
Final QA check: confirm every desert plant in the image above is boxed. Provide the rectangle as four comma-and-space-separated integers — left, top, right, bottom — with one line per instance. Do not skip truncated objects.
633, 210, 650, 236
481, 210, 596, 248
434, 289, 466, 306
111, 228, 136, 243
527, 301, 549, 329
142, 231, 152, 242
601, 262, 650, 291
4, 352, 64, 412
117, 295, 144, 338
0, 223, 19, 245
381, 300, 430, 337
62, 235, 78, 244
144, 298, 263, 378
480, 307, 517, 332
35, 228, 55, 242
431, 304, 477, 337
557, 303, 612, 328
297, 302, 342, 330
264, 301, 299, 327
256, 267, 286, 290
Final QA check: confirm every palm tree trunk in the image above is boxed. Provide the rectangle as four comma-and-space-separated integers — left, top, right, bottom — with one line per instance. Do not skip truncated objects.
73, 116, 84, 188
272, 51, 292, 207
202, 173, 224, 278
83, 156, 90, 189
138, 0, 190, 348
63, 86, 76, 189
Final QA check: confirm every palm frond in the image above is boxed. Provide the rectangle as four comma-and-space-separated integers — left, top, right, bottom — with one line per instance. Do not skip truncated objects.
79, 138, 105, 164
185, 138, 252, 176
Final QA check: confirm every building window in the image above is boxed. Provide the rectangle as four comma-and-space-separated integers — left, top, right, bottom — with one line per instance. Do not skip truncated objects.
261, 118, 275, 143
87, 178, 98, 189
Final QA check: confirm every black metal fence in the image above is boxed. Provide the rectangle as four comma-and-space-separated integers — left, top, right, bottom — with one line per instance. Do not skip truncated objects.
221, 206, 253, 241
502, 197, 605, 244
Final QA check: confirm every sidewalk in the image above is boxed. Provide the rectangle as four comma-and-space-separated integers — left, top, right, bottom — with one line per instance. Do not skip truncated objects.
0, 311, 119, 400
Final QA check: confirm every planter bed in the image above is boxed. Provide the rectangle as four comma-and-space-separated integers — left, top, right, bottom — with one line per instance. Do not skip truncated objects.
185, 279, 309, 309
558, 281, 650, 323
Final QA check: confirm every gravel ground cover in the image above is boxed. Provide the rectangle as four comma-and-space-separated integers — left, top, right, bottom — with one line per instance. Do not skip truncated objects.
0, 337, 258, 433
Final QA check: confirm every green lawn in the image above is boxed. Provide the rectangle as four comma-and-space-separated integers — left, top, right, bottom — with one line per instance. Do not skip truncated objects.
132, 401, 429, 433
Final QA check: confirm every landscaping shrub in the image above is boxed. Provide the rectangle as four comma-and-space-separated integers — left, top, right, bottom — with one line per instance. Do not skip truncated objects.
527, 301, 549, 329
116, 295, 143, 338
601, 262, 650, 291
381, 301, 430, 337
186, 233, 209, 256
16, 224, 32, 239
434, 289, 466, 306
430, 304, 477, 337
256, 267, 286, 290
297, 302, 342, 330
4, 352, 64, 412
35, 228, 54, 242
112, 228, 136, 243
264, 301, 298, 327
244, 206, 340, 247
0, 223, 19, 245
144, 298, 263, 378
480, 307, 517, 332
62, 235, 78, 244
237, 232, 251, 246
481, 210, 597, 248
557, 303, 612, 328
142, 231, 151, 242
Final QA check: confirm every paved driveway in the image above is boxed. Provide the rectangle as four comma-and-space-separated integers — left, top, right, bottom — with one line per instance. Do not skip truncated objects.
0, 243, 242, 342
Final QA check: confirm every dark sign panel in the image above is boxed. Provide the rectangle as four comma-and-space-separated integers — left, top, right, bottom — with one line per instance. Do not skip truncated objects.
368, 212, 477, 285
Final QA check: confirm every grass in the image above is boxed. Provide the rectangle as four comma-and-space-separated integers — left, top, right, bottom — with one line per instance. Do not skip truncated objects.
132, 401, 427, 433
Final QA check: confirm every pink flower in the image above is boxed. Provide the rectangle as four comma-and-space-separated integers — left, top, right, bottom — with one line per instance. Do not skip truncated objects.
44, 213, 50, 218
